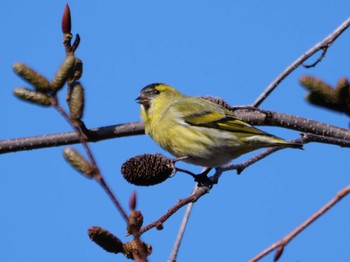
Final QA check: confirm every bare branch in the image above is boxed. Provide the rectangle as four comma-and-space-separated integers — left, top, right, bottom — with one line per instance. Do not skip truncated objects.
302, 47, 328, 68
234, 110, 350, 142
2, 109, 350, 154
54, 99, 129, 222
253, 17, 350, 107
139, 186, 210, 235
168, 184, 197, 262
223, 131, 350, 175
249, 185, 350, 262
301, 132, 350, 147
0, 122, 144, 154
222, 137, 304, 174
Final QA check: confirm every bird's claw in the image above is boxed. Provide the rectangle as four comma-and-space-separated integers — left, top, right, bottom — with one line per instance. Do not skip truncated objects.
194, 174, 213, 188
194, 168, 215, 188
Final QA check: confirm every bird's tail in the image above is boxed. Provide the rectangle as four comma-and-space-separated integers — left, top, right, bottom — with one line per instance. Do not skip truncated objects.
270, 137, 303, 149
245, 135, 303, 149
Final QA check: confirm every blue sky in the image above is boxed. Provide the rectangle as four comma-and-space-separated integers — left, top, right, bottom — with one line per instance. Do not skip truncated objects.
1, 1, 350, 261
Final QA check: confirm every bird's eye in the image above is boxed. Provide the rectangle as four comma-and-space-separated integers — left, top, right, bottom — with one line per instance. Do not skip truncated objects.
151, 89, 160, 95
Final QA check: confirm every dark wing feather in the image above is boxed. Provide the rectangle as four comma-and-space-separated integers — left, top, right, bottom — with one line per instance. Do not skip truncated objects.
176, 97, 270, 136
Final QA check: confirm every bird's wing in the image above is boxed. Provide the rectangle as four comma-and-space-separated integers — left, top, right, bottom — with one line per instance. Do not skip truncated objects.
210, 114, 269, 136
175, 98, 269, 136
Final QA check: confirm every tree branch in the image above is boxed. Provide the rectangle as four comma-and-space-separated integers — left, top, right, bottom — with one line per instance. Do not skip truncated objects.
2, 110, 349, 154
168, 184, 197, 262
234, 110, 350, 142
222, 131, 350, 175
249, 185, 350, 262
0, 122, 144, 154
252, 17, 350, 107
139, 186, 210, 235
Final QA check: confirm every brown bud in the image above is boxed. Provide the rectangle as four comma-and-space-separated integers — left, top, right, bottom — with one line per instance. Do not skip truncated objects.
88, 226, 124, 254
63, 147, 94, 178
13, 87, 51, 106
62, 3, 71, 34
121, 154, 175, 186
127, 210, 143, 235
51, 55, 76, 91
200, 96, 231, 110
156, 222, 164, 231
123, 240, 152, 259
129, 191, 137, 210
68, 82, 84, 120
13, 63, 51, 92
71, 34, 81, 52
274, 244, 284, 261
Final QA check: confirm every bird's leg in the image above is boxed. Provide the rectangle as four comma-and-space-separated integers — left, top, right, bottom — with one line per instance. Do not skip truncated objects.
171, 157, 216, 187
171, 157, 198, 177
173, 164, 214, 188
175, 167, 197, 177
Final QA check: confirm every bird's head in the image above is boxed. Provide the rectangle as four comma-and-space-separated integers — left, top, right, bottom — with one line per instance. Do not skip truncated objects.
136, 83, 180, 112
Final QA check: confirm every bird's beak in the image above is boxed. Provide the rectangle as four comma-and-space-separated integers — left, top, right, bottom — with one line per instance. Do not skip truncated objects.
135, 95, 150, 106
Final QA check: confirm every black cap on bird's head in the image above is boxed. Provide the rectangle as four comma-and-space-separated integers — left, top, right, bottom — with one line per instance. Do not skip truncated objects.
136, 83, 163, 109
136, 83, 181, 111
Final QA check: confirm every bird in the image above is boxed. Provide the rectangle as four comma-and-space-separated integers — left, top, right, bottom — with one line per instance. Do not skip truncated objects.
136, 83, 302, 168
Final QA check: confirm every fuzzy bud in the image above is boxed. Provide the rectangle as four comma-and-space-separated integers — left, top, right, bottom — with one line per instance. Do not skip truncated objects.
13, 63, 51, 92
300, 76, 335, 98
68, 82, 84, 120
51, 55, 76, 91
121, 154, 175, 186
300, 75, 350, 115
13, 87, 51, 106
88, 226, 124, 254
335, 77, 350, 114
63, 147, 94, 178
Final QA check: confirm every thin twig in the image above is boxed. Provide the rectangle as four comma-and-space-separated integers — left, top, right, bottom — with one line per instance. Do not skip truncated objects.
249, 185, 350, 262
233, 110, 350, 143
302, 47, 328, 68
168, 184, 198, 262
96, 176, 128, 222
302, 132, 350, 147
54, 99, 129, 221
222, 137, 305, 174
139, 186, 210, 235
222, 131, 350, 175
253, 17, 350, 107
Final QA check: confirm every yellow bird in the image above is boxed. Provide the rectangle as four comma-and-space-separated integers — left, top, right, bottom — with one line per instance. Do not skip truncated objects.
136, 83, 302, 168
